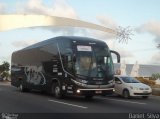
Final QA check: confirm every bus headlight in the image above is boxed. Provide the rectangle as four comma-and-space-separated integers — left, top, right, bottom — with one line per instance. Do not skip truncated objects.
81, 80, 88, 84
76, 78, 88, 84
77, 90, 81, 93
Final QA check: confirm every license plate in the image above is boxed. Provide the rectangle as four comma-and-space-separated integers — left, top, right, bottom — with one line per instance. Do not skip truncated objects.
95, 90, 102, 94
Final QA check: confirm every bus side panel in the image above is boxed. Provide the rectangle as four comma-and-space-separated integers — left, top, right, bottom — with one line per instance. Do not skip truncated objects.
11, 63, 29, 88
11, 40, 60, 91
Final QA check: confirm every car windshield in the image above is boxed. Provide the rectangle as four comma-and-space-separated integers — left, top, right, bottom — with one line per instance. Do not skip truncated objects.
75, 45, 114, 78
121, 77, 140, 83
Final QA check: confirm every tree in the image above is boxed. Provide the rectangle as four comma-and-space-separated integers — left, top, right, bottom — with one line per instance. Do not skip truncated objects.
151, 73, 160, 80
0, 61, 10, 81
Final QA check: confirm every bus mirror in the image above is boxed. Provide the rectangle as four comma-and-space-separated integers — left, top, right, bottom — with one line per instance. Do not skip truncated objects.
110, 50, 120, 63
115, 81, 122, 84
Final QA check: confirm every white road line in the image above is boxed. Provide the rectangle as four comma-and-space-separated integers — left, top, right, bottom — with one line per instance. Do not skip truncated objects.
48, 99, 88, 109
97, 97, 146, 105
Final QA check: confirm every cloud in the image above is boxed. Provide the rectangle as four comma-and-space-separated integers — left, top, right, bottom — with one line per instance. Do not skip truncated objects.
89, 15, 134, 60
136, 20, 160, 64
111, 47, 134, 64
16, 0, 78, 19
96, 15, 118, 29
136, 20, 160, 44
0, 55, 11, 63
150, 52, 160, 64
14, 0, 86, 35
0, 3, 6, 13
11, 40, 39, 48
89, 15, 118, 41
117, 48, 134, 58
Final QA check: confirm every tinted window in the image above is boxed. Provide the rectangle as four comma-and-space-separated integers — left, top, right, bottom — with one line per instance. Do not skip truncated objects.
121, 77, 140, 83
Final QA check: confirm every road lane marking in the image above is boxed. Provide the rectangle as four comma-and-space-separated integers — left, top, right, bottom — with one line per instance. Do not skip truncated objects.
97, 97, 146, 105
48, 99, 88, 109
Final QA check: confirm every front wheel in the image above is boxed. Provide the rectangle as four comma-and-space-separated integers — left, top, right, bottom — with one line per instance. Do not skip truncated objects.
52, 83, 64, 99
123, 90, 130, 99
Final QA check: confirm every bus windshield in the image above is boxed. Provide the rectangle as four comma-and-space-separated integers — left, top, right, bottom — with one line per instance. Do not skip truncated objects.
75, 45, 114, 78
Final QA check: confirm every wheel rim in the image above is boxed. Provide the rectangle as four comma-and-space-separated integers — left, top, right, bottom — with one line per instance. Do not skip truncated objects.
55, 86, 60, 97
19, 84, 23, 91
123, 90, 129, 98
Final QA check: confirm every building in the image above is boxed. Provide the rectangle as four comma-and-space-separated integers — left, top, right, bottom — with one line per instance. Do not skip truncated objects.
114, 63, 160, 78
156, 79, 160, 85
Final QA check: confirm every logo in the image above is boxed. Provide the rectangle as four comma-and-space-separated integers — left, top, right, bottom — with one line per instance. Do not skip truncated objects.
24, 66, 46, 85
1, 113, 18, 119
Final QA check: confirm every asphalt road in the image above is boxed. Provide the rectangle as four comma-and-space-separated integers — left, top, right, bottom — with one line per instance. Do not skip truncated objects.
0, 82, 160, 118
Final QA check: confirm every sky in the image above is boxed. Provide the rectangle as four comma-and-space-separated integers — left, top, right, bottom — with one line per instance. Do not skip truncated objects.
0, 0, 160, 65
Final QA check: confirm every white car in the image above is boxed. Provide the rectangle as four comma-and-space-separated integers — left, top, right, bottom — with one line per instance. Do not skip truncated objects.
114, 75, 152, 99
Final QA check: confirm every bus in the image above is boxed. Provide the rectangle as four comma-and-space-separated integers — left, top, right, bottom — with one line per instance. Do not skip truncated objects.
11, 36, 120, 99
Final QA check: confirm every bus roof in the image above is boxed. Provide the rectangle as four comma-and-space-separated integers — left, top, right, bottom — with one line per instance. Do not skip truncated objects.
14, 36, 107, 53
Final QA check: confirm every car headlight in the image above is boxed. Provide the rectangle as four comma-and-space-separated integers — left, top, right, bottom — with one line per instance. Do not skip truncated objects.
130, 86, 133, 89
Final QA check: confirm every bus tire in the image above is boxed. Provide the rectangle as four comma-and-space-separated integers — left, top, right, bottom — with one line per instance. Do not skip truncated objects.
19, 83, 28, 92
19, 82, 30, 92
19, 83, 25, 92
53, 82, 64, 99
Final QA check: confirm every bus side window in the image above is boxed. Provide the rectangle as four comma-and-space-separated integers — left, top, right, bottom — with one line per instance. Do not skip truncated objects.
43, 61, 54, 75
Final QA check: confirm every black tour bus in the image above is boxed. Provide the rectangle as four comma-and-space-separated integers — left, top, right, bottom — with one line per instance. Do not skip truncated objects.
11, 36, 120, 99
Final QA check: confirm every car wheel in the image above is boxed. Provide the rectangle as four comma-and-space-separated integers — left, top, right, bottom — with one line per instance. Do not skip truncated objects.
142, 96, 149, 99
123, 90, 130, 99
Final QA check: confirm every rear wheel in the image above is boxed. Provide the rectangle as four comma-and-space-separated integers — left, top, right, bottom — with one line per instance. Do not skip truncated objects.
19, 83, 24, 92
123, 90, 130, 99
19, 83, 29, 92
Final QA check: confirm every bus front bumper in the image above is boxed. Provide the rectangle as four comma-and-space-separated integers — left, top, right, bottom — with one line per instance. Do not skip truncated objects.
76, 88, 115, 95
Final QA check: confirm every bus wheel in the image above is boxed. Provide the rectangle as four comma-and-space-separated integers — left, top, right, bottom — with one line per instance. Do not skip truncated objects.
53, 83, 64, 99
19, 83, 30, 92
19, 83, 27, 92
19, 84, 24, 92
